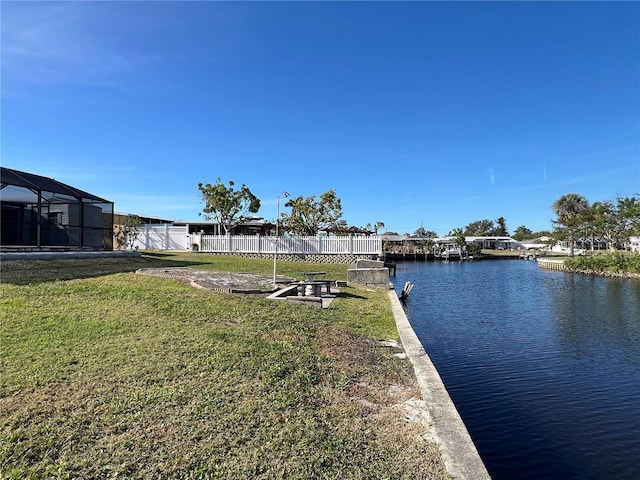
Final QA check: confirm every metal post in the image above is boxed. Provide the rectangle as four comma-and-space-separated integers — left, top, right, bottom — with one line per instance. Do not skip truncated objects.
36, 190, 42, 248
79, 201, 85, 248
273, 191, 289, 285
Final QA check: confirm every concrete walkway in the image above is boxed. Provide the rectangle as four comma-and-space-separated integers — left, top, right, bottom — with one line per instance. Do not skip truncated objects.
389, 290, 491, 480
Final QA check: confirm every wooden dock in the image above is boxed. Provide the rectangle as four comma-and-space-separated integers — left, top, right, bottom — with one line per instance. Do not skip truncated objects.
384, 253, 434, 262
384, 262, 397, 276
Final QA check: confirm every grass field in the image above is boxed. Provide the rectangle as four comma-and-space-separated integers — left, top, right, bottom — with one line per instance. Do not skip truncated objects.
0, 252, 447, 479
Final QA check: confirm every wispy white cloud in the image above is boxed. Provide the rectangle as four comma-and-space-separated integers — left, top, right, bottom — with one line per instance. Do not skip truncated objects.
488, 167, 495, 186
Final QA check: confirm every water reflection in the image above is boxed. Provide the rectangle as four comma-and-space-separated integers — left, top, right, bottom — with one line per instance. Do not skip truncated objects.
394, 261, 640, 480
546, 273, 640, 366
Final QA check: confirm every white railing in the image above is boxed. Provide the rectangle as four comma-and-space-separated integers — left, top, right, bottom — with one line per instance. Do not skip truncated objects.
123, 225, 382, 255
193, 234, 382, 255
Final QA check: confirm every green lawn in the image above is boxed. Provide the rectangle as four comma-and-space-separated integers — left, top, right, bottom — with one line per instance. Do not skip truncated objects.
0, 252, 447, 479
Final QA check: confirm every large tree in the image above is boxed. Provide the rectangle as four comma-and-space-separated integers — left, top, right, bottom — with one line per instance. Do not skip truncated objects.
590, 201, 616, 250
512, 225, 533, 241
463, 219, 495, 236
616, 195, 640, 245
591, 195, 640, 250
494, 216, 509, 236
552, 193, 590, 256
198, 179, 261, 234
281, 189, 343, 236
414, 227, 438, 238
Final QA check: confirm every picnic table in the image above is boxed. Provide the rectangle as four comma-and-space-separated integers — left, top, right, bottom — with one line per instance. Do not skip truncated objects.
300, 271, 326, 281
297, 272, 336, 297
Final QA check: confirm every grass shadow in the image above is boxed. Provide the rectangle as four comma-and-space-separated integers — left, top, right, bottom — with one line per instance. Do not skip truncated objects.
0, 254, 211, 285
335, 290, 367, 300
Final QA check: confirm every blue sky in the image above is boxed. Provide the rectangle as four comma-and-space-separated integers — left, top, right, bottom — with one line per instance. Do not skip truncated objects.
2, 1, 639, 235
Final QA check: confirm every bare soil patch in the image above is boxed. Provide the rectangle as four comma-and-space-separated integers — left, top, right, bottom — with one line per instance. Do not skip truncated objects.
135, 267, 290, 293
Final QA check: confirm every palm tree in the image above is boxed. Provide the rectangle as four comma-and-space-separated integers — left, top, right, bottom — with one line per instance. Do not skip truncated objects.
552, 193, 589, 256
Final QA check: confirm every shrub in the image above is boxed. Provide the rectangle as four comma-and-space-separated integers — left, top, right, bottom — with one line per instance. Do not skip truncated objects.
627, 253, 640, 273
566, 251, 640, 274
608, 251, 627, 272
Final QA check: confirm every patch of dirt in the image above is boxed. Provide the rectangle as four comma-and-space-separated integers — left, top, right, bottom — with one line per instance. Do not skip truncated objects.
135, 267, 287, 294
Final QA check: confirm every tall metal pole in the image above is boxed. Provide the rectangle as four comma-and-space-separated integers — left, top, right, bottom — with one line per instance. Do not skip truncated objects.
273, 191, 289, 285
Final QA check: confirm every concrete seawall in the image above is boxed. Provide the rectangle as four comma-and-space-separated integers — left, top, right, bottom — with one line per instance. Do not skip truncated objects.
537, 258, 567, 271
537, 257, 640, 279
389, 290, 491, 480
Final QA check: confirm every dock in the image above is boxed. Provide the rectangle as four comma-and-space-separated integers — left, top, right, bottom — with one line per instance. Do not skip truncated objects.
384, 262, 397, 276
384, 252, 434, 262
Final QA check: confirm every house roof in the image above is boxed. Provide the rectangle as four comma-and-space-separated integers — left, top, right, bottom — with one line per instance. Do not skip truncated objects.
0, 167, 111, 203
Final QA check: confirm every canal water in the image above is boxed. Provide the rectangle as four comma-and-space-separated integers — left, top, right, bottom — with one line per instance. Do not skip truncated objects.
392, 260, 640, 480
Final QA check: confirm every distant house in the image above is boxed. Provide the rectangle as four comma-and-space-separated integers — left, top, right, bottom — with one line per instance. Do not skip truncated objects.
113, 213, 174, 226
173, 217, 276, 236
382, 234, 517, 254
464, 236, 517, 250
382, 234, 432, 254
109, 215, 278, 250
518, 236, 553, 251
0, 167, 114, 251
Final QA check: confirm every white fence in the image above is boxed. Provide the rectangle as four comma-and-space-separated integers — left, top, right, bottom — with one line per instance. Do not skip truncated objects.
196, 234, 382, 255
130, 225, 189, 250
127, 225, 382, 255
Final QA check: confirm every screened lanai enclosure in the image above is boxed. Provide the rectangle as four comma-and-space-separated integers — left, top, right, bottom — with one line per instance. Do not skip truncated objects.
0, 167, 114, 251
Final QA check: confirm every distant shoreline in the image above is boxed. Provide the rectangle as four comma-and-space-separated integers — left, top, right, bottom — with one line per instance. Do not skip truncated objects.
538, 258, 640, 279
564, 266, 640, 279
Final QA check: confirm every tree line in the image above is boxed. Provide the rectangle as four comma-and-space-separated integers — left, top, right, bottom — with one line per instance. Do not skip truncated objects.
551, 193, 640, 256
197, 179, 378, 236
401, 193, 640, 257
198, 178, 524, 238
197, 180, 640, 255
